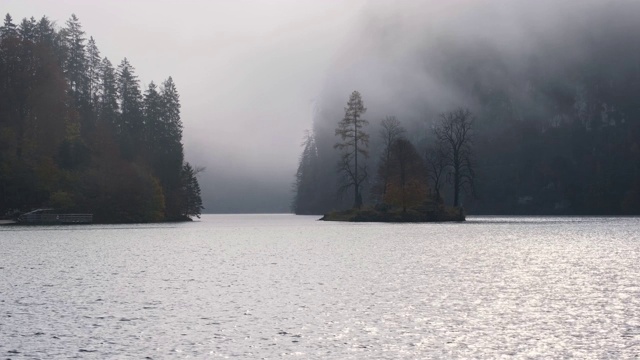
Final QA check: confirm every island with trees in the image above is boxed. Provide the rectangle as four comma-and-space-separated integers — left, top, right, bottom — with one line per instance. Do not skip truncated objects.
0, 13, 203, 223
299, 91, 470, 222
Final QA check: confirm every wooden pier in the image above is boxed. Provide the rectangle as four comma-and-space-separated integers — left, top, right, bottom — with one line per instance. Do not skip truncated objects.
18, 209, 93, 225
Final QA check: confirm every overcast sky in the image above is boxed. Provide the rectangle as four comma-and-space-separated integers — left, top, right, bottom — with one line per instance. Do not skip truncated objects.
5, 0, 366, 212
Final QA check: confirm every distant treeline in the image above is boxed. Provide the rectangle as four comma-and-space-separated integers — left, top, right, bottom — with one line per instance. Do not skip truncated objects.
0, 14, 203, 222
293, 3, 640, 215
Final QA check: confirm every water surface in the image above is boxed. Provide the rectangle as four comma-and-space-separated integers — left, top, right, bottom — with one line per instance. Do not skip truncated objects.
1, 215, 639, 358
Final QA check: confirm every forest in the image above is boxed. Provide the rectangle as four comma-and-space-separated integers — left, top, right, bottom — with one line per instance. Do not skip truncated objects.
293, 1, 640, 216
0, 13, 203, 222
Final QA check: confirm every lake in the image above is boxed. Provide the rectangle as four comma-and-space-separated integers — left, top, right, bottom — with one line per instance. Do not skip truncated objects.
1, 215, 639, 358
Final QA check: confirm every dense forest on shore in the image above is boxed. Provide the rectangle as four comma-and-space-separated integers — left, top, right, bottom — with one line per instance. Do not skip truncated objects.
0, 13, 203, 222
293, 1, 640, 216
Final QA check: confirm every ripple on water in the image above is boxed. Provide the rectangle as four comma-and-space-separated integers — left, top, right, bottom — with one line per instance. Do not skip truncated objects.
0, 215, 639, 358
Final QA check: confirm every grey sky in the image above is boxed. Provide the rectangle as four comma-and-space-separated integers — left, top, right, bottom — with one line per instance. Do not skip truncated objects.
5, 0, 365, 212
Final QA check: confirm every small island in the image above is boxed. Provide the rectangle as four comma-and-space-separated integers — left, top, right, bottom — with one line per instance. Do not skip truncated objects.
321, 201, 464, 223
297, 91, 473, 223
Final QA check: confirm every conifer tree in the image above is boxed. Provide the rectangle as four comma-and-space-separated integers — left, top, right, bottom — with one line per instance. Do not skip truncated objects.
62, 14, 87, 102
181, 162, 204, 219
143, 81, 163, 156
1, 14, 18, 39
157, 77, 185, 219
293, 130, 319, 214
161, 77, 183, 147
116, 58, 144, 158
35, 16, 55, 46
18, 17, 36, 42
159, 77, 184, 182
335, 90, 369, 208
98, 57, 119, 129
86, 37, 101, 109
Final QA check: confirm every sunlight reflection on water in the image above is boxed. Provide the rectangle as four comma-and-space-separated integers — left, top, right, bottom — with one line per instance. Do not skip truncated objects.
1, 215, 639, 358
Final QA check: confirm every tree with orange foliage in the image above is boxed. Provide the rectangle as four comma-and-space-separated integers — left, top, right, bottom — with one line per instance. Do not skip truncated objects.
382, 138, 429, 212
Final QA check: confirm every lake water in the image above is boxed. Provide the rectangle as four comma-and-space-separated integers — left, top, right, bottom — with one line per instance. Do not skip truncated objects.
1, 215, 639, 359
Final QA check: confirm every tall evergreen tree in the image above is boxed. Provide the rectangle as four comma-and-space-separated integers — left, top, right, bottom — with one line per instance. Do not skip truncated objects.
18, 17, 37, 42
116, 57, 144, 158
143, 81, 163, 156
97, 57, 119, 129
335, 90, 369, 208
160, 77, 183, 150
35, 16, 55, 46
293, 130, 319, 214
157, 77, 185, 219
62, 14, 87, 101
86, 36, 101, 109
181, 162, 203, 219
1, 14, 18, 39
159, 77, 184, 177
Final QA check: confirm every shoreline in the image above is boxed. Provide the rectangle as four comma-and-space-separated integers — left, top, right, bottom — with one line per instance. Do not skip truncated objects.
320, 206, 465, 223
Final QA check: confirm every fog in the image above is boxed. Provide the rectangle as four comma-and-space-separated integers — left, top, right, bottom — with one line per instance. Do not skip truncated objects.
303, 0, 640, 215
312, 0, 638, 158
315, 0, 627, 129
5, 0, 366, 213
5, 0, 635, 213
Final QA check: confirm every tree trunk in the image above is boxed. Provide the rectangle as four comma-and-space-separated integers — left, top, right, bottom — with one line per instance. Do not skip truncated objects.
454, 172, 460, 207
354, 115, 360, 209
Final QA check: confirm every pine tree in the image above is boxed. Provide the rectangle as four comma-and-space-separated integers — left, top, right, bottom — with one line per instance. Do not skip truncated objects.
18, 17, 37, 42
161, 77, 183, 148
293, 130, 320, 214
157, 77, 185, 219
62, 14, 87, 102
1, 14, 18, 39
143, 81, 162, 156
34, 16, 65, 65
335, 90, 369, 209
116, 58, 144, 158
35, 16, 55, 46
86, 36, 101, 109
159, 77, 184, 180
97, 57, 119, 129
181, 162, 203, 219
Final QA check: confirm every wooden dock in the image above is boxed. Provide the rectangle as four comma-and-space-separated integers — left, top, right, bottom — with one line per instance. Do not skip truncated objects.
18, 209, 93, 225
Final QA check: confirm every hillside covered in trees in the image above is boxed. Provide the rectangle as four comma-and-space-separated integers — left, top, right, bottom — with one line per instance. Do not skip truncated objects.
293, 0, 640, 216
0, 13, 203, 222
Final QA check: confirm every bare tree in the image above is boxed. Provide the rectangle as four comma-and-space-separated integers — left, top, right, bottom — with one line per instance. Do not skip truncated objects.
374, 116, 405, 201
335, 91, 369, 208
425, 142, 448, 203
435, 107, 475, 207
